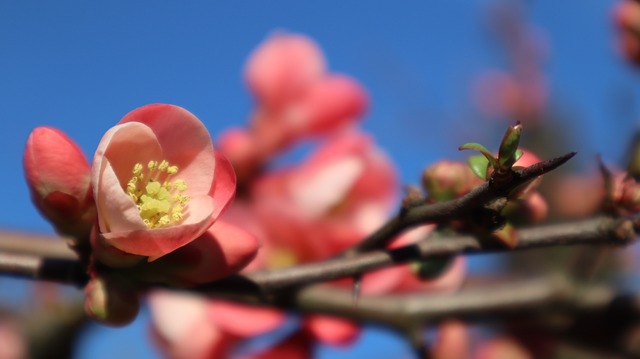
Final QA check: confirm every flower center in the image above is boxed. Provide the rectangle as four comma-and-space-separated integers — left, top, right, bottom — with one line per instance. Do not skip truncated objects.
126, 160, 189, 228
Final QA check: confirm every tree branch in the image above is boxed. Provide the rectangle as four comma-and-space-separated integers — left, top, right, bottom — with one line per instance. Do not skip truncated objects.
0, 214, 635, 296
348, 152, 577, 253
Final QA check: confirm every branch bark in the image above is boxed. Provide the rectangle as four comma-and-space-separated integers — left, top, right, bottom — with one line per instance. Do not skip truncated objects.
348, 152, 576, 253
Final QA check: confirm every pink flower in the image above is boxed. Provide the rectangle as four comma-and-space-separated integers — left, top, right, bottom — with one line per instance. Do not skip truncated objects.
150, 291, 238, 359
241, 33, 368, 160
245, 33, 325, 110
23, 127, 95, 238
252, 131, 398, 260
91, 104, 236, 259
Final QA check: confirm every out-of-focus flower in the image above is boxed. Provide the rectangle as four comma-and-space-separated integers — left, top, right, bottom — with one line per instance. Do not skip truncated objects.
252, 131, 397, 260
150, 291, 238, 359
610, 171, 640, 215
422, 160, 484, 202
0, 319, 26, 359
615, 0, 640, 66
23, 127, 95, 238
228, 32, 367, 177
433, 320, 469, 359
91, 104, 236, 261
474, 337, 533, 359
84, 275, 140, 327
245, 33, 326, 110
472, 70, 548, 122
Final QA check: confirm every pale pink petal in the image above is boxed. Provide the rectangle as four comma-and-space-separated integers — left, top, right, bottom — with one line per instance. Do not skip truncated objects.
210, 301, 286, 337
303, 315, 360, 346
245, 33, 326, 109
149, 291, 235, 359
92, 122, 162, 233
95, 159, 147, 233
210, 149, 236, 218
101, 195, 214, 257
118, 104, 216, 196
289, 155, 364, 218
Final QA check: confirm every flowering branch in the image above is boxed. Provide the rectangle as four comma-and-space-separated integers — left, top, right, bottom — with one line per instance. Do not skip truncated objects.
2, 214, 636, 297
347, 151, 577, 254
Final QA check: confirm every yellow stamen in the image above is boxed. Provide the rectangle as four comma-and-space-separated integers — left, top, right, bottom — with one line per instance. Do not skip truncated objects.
126, 159, 189, 228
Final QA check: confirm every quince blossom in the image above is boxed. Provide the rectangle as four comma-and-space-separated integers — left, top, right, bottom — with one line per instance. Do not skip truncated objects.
91, 104, 236, 260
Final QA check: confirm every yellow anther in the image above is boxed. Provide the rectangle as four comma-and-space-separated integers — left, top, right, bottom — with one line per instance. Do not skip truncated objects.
126, 159, 190, 229
133, 163, 144, 175
174, 179, 188, 191
145, 181, 161, 196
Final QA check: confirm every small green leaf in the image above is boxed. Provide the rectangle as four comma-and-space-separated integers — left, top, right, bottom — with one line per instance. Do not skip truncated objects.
459, 142, 498, 168
498, 122, 522, 168
514, 149, 523, 163
468, 154, 490, 180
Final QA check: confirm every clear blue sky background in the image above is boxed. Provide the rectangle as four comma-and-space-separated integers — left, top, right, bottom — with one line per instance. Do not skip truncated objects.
0, 1, 636, 358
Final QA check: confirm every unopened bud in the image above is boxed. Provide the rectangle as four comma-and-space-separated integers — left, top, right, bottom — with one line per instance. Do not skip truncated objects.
23, 127, 95, 239
84, 276, 140, 327
422, 161, 482, 202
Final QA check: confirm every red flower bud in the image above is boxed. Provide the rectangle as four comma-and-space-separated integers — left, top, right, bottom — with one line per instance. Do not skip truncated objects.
23, 127, 95, 239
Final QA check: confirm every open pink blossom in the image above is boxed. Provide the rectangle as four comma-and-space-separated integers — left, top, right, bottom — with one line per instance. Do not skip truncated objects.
92, 104, 236, 259
24, 126, 95, 238
252, 131, 398, 260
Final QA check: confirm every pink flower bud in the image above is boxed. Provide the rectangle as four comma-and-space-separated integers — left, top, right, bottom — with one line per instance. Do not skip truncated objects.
422, 160, 483, 202
245, 33, 325, 110
84, 276, 140, 327
23, 127, 95, 238
288, 74, 368, 136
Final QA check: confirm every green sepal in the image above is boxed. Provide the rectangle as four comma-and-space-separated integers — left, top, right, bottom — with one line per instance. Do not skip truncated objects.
498, 122, 522, 168
459, 142, 498, 168
468, 154, 490, 180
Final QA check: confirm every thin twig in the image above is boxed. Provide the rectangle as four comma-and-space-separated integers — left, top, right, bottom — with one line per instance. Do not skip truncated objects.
348, 152, 576, 254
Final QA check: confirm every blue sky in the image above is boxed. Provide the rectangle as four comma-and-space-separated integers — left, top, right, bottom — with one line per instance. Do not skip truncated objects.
0, 1, 635, 358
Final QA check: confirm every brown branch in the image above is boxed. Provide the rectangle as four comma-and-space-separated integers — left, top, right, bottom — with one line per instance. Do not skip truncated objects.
225, 215, 635, 294
201, 275, 640, 358
0, 214, 635, 296
348, 152, 576, 254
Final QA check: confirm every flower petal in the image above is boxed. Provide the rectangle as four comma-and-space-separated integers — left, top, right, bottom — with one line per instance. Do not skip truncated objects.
101, 195, 215, 257
118, 104, 216, 196
210, 149, 236, 218
303, 315, 359, 346
245, 33, 326, 109
210, 301, 286, 337
141, 220, 259, 285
